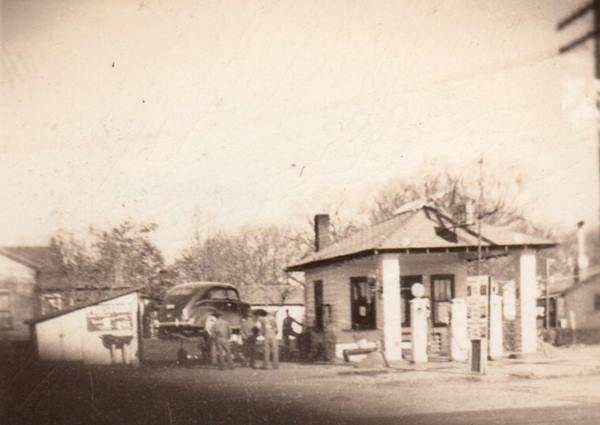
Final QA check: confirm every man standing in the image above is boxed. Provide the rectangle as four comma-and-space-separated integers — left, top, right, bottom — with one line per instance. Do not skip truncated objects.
150, 308, 159, 339
259, 311, 279, 369
240, 311, 258, 368
211, 311, 234, 370
282, 309, 303, 349
204, 314, 218, 365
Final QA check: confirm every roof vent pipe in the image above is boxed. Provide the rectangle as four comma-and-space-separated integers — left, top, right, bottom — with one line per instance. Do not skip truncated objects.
575, 220, 589, 283
465, 201, 475, 226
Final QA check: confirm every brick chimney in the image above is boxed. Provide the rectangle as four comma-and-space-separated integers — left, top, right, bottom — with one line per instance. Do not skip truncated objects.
314, 214, 331, 252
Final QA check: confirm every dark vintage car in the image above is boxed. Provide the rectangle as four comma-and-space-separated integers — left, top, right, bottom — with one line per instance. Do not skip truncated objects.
157, 281, 250, 338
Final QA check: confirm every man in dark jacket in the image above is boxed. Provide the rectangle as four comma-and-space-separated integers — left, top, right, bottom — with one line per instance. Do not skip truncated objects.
240, 311, 258, 368
282, 309, 303, 349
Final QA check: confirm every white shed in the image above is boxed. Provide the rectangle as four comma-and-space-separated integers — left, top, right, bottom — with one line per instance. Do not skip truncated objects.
27, 288, 142, 365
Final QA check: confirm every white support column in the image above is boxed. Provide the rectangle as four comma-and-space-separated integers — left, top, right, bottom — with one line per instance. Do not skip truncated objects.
450, 298, 468, 362
380, 254, 403, 361
519, 251, 538, 354
489, 294, 503, 359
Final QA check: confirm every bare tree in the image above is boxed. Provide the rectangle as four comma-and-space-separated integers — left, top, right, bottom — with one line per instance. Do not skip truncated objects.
364, 163, 527, 228
172, 225, 306, 293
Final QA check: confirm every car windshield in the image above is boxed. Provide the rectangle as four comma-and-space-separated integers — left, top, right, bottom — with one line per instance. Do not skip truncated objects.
227, 289, 239, 300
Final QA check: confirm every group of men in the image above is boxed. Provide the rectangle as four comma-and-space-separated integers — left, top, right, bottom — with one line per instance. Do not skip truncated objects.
206, 309, 301, 370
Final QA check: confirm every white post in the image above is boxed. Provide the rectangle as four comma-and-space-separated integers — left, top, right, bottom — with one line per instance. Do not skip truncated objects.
502, 281, 516, 321
410, 298, 429, 363
569, 310, 577, 330
450, 298, 468, 362
576, 221, 589, 282
569, 310, 577, 345
519, 251, 538, 354
489, 294, 503, 359
381, 255, 403, 361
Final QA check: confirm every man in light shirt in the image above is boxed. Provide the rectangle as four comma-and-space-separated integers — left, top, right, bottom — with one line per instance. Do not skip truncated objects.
258, 311, 279, 369
211, 311, 234, 370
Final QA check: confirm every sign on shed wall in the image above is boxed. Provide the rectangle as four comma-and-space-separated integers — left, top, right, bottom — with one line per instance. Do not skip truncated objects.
87, 304, 133, 332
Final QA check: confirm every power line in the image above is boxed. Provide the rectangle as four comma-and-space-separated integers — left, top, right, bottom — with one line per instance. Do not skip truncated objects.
291, 48, 562, 119
558, 1, 600, 247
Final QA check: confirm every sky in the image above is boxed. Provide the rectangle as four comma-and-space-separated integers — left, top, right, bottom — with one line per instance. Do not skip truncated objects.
1, 0, 597, 261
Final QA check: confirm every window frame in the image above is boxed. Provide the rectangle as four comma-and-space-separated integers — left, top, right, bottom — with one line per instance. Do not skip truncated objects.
207, 288, 228, 300
226, 289, 240, 301
430, 274, 455, 327
42, 293, 64, 311
0, 290, 13, 330
350, 276, 377, 330
314, 280, 324, 332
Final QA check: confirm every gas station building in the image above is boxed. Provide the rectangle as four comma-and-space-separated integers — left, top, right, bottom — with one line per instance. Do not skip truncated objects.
286, 205, 555, 362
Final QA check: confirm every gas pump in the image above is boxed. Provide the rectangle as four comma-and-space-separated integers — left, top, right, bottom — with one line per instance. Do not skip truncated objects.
409, 283, 429, 363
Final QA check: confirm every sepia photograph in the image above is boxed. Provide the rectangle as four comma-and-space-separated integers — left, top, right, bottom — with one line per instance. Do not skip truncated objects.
1, 1, 600, 424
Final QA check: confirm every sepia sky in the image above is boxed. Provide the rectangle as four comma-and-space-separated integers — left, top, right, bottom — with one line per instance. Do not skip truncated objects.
1, 0, 597, 260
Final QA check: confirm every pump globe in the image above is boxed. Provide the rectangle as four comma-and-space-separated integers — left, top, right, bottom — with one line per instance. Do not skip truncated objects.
411, 283, 425, 298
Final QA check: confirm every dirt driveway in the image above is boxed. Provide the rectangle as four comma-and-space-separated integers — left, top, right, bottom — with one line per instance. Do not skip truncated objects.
3, 340, 600, 425
3, 358, 600, 425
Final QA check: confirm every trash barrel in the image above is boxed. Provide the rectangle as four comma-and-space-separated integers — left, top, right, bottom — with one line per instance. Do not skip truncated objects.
470, 338, 487, 374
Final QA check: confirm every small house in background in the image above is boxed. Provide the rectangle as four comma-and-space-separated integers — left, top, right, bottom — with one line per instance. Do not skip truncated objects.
286, 205, 555, 361
27, 288, 143, 365
559, 271, 600, 344
0, 244, 134, 343
0, 245, 67, 341
535, 221, 599, 341
238, 285, 305, 337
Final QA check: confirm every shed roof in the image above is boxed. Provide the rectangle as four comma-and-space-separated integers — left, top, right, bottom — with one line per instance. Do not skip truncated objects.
287, 206, 555, 271
25, 287, 142, 325
561, 271, 600, 296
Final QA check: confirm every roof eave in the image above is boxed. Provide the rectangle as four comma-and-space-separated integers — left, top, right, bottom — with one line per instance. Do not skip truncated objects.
285, 249, 377, 272
285, 243, 557, 272
0, 248, 41, 271
561, 270, 600, 296
25, 287, 144, 325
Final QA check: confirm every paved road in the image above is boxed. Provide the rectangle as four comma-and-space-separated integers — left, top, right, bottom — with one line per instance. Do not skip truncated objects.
2, 362, 599, 425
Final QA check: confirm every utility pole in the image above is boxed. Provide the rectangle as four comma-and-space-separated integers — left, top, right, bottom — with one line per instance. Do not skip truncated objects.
476, 155, 484, 275
545, 258, 555, 329
474, 156, 493, 349
559, 1, 600, 242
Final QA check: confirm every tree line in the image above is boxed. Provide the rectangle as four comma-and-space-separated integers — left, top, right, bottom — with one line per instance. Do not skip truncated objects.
53, 165, 597, 302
